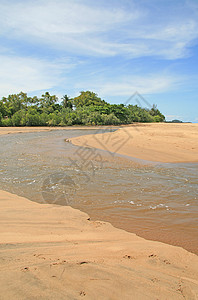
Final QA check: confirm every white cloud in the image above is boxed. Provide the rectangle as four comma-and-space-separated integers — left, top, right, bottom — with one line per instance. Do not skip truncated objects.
0, 55, 75, 97
0, 0, 197, 100
0, 0, 197, 59
0, 0, 139, 56
73, 74, 182, 97
0, 52, 184, 99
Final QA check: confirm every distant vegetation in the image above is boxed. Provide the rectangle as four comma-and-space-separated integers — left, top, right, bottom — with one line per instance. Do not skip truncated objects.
166, 119, 183, 123
0, 91, 165, 126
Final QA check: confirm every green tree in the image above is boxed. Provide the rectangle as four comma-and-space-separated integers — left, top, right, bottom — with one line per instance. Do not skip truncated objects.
40, 113, 49, 126
149, 104, 165, 122
2, 118, 12, 126
4, 94, 23, 115
12, 111, 25, 126
25, 108, 40, 126
0, 91, 166, 127
73, 91, 107, 107
40, 92, 58, 108
61, 95, 73, 109
47, 113, 61, 126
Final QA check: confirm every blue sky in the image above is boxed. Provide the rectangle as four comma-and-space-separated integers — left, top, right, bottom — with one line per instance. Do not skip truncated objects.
0, 0, 198, 122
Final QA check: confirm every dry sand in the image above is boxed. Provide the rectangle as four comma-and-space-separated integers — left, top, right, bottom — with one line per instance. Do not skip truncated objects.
0, 125, 119, 136
0, 126, 55, 135
71, 123, 198, 163
0, 190, 198, 299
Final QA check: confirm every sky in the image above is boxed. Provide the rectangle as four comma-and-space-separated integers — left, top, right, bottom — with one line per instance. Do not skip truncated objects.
0, 0, 198, 122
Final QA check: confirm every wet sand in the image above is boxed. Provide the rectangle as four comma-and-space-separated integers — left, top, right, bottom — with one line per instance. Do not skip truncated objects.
0, 190, 198, 299
71, 123, 198, 163
0, 125, 198, 298
0, 127, 197, 255
0, 125, 119, 136
0, 126, 55, 135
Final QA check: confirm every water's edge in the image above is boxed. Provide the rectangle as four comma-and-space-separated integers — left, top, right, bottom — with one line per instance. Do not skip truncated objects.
0, 129, 197, 254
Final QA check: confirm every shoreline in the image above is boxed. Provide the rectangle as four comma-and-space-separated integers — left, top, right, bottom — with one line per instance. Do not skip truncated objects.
0, 189, 198, 299
71, 123, 198, 163
2, 123, 197, 164
0, 126, 198, 297
0, 126, 197, 250
0, 125, 121, 136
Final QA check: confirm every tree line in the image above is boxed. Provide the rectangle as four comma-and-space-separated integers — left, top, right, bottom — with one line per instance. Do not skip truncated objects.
0, 91, 165, 126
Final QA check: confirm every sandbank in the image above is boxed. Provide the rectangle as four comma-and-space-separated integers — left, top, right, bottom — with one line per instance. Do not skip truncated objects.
71, 123, 198, 163
0, 125, 120, 136
0, 190, 198, 299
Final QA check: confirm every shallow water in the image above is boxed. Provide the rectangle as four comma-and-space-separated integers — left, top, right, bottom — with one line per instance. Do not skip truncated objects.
0, 129, 197, 254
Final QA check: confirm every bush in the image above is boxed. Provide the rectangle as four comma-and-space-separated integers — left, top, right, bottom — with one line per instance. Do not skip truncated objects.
47, 113, 61, 126
40, 113, 49, 126
25, 113, 41, 126
153, 115, 162, 122
12, 111, 26, 126
101, 113, 120, 125
2, 118, 12, 126
0, 91, 166, 126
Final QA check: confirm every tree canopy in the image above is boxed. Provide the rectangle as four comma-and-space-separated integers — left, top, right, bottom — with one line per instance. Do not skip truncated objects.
0, 91, 165, 126
73, 91, 107, 107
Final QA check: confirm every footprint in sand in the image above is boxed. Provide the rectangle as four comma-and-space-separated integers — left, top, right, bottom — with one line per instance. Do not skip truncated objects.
123, 255, 135, 260
80, 291, 86, 297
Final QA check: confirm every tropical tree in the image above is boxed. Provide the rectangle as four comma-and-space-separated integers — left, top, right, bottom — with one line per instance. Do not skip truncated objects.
0, 90, 166, 126
40, 92, 58, 108
149, 104, 165, 121
73, 91, 107, 107
61, 95, 73, 109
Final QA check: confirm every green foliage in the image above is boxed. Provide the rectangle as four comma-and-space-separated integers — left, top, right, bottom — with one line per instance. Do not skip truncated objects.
153, 115, 162, 122
149, 104, 165, 122
73, 91, 107, 107
40, 92, 58, 108
2, 118, 12, 127
0, 101, 6, 117
47, 113, 61, 126
12, 110, 25, 126
26, 112, 40, 126
40, 113, 49, 126
0, 91, 165, 126
61, 95, 73, 109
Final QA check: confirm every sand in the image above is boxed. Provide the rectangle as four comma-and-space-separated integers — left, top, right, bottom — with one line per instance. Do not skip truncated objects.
0, 190, 198, 299
0, 125, 120, 136
71, 123, 198, 163
2, 124, 197, 164
0, 126, 55, 135
0, 125, 198, 298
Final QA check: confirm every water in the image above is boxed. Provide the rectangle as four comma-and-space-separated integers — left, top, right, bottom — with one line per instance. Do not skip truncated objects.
0, 129, 197, 254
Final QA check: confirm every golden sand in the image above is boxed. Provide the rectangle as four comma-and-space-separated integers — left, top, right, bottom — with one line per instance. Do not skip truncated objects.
0, 190, 198, 299
0, 125, 198, 298
71, 123, 198, 163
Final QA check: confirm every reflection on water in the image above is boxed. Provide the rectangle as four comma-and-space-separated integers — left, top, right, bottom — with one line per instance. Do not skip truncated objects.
0, 129, 197, 254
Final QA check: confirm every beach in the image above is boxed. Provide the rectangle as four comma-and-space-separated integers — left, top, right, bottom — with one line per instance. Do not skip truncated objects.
0, 124, 198, 299
71, 123, 198, 163
0, 125, 120, 136
0, 189, 198, 299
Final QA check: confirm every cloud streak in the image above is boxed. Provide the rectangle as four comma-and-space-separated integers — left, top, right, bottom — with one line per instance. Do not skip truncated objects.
0, 0, 197, 123
0, 54, 75, 97
73, 74, 183, 98
0, 0, 197, 59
